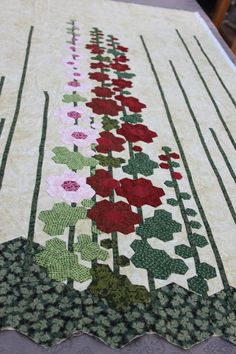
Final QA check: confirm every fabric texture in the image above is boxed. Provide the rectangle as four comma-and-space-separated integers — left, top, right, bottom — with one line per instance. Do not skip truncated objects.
0, 0, 236, 349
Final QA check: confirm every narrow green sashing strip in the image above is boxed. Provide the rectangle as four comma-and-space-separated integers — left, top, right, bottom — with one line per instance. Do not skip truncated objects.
0, 118, 5, 137
24, 91, 49, 269
194, 35, 236, 109
140, 34, 231, 298
210, 128, 236, 183
176, 29, 236, 150
0, 26, 34, 190
0, 76, 5, 96
170, 59, 236, 224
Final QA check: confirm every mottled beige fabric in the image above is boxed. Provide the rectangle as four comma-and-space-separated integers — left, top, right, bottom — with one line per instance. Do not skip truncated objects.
0, 0, 236, 296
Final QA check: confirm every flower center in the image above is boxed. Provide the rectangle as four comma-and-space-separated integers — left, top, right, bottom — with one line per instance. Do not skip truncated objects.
67, 111, 81, 119
68, 81, 80, 87
71, 131, 88, 140
61, 180, 80, 191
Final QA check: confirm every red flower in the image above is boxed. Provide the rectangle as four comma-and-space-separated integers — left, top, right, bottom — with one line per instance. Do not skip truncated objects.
117, 45, 128, 52
170, 152, 180, 159
159, 154, 170, 161
89, 72, 110, 82
115, 55, 129, 62
132, 145, 142, 152
87, 200, 141, 234
86, 44, 100, 51
117, 123, 157, 143
90, 62, 109, 69
110, 63, 130, 71
96, 131, 126, 153
112, 79, 132, 89
115, 95, 146, 113
91, 47, 104, 55
116, 178, 165, 207
171, 172, 183, 180
87, 169, 119, 197
86, 98, 122, 116
160, 163, 170, 169
92, 87, 114, 98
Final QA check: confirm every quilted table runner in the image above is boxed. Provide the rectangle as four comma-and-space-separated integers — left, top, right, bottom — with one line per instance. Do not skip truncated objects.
1, 0, 236, 349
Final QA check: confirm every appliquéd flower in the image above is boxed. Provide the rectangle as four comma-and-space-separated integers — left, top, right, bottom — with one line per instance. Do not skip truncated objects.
47, 171, 95, 204
60, 126, 99, 155
92, 87, 114, 98
88, 72, 110, 82
115, 95, 146, 113
87, 169, 120, 197
55, 105, 87, 125
117, 123, 157, 143
115, 178, 165, 207
87, 200, 141, 234
96, 131, 126, 153
112, 79, 132, 89
86, 98, 122, 116
110, 63, 130, 71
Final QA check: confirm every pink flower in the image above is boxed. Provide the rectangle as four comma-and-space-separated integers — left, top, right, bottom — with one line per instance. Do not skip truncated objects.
47, 171, 95, 204
60, 126, 99, 149
54, 105, 87, 125
64, 59, 78, 68
64, 81, 91, 92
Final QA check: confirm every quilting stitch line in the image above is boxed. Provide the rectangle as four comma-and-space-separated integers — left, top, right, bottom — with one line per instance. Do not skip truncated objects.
0, 26, 34, 191
194, 35, 236, 110
176, 29, 236, 150
140, 34, 231, 298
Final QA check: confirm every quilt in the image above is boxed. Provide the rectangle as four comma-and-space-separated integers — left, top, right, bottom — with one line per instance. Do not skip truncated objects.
0, 0, 236, 349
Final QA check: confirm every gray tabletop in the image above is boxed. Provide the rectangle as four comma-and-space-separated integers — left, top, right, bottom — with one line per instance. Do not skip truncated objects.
1, 0, 235, 353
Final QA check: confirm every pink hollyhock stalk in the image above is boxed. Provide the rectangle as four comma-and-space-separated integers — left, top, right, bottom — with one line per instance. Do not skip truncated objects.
54, 105, 87, 125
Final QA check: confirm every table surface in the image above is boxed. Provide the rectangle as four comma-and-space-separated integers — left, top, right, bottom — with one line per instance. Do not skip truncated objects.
1, 1, 235, 353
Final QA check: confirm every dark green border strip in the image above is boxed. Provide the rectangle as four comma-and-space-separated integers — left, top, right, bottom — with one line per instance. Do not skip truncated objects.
0, 118, 5, 137
0, 76, 5, 96
194, 35, 236, 109
140, 34, 231, 296
170, 60, 236, 224
0, 26, 34, 191
176, 29, 236, 150
210, 128, 236, 183
24, 91, 49, 268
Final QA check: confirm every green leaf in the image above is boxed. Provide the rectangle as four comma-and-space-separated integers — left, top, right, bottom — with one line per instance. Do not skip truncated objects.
169, 161, 180, 168
116, 72, 136, 79
118, 255, 130, 267
167, 198, 179, 206
102, 116, 119, 131
62, 94, 87, 103
123, 152, 158, 177
175, 244, 194, 259
91, 55, 111, 62
131, 239, 188, 279
180, 192, 191, 200
164, 180, 177, 188
162, 146, 172, 154
136, 209, 182, 242
38, 203, 87, 236
185, 208, 197, 217
107, 49, 124, 56
120, 113, 143, 123
35, 238, 91, 283
94, 154, 125, 168
189, 233, 208, 248
81, 199, 95, 208
189, 220, 202, 229
52, 147, 97, 170
100, 239, 112, 249
121, 90, 132, 95
74, 234, 109, 262
196, 262, 217, 280
188, 275, 208, 295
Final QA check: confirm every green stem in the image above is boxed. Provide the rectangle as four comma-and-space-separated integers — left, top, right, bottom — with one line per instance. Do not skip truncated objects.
0, 26, 34, 191
0, 76, 5, 96
0, 118, 5, 137
23, 91, 49, 270
176, 29, 236, 150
